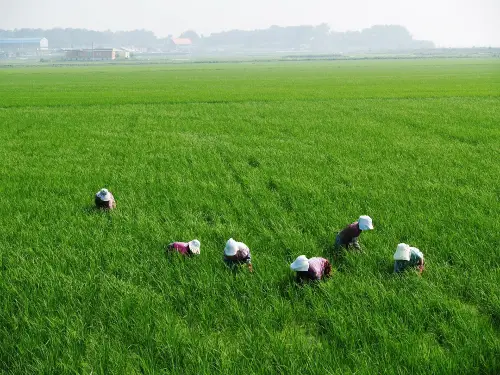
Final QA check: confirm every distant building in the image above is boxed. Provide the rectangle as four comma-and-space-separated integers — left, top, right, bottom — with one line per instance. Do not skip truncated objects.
0, 38, 48, 54
114, 48, 131, 59
172, 38, 192, 47
65, 48, 129, 60
168, 38, 192, 52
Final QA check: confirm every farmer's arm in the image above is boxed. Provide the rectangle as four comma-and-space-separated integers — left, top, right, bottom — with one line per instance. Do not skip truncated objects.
417, 258, 424, 275
243, 250, 253, 272
351, 236, 361, 250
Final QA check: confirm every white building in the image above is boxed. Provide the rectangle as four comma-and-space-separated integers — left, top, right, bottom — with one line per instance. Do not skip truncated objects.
0, 38, 48, 54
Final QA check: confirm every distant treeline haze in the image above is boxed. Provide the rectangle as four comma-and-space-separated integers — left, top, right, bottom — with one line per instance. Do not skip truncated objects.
0, 24, 434, 51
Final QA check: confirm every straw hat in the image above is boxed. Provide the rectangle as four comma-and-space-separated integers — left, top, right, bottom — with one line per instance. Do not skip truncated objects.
96, 188, 112, 202
358, 215, 374, 230
188, 240, 201, 255
224, 238, 238, 256
290, 255, 309, 272
394, 243, 411, 261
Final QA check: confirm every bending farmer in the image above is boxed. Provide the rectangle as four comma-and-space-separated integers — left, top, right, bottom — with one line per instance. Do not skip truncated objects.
290, 255, 332, 282
335, 215, 374, 251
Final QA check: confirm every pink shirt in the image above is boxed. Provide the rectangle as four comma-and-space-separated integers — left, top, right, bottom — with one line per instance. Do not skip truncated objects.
224, 244, 251, 263
307, 257, 330, 280
235, 246, 250, 260
169, 242, 190, 255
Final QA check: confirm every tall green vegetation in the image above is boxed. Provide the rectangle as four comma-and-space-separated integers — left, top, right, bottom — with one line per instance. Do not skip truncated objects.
0, 59, 499, 374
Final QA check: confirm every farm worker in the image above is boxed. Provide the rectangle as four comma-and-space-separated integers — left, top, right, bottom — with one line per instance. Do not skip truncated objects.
167, 239, 201, 256
290, 255, 332, 282
95, 188, 116, 209
393, 243, 425, 275
335, 215, 374, 250
224, 238, 253, 272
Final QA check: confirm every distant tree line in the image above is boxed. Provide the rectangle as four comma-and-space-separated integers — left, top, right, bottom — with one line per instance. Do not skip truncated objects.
202, 24, 434, 51
0, 24, 434, 51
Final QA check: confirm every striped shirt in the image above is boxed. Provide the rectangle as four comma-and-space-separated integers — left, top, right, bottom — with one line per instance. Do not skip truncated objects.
224, 243, 251, 264
297, 257, 331, 281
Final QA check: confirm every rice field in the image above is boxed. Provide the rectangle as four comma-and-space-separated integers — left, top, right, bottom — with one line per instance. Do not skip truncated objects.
0, 59, 499, 374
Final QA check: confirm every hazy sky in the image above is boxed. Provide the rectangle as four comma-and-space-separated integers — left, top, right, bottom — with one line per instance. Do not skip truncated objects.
1, 0, 499, 47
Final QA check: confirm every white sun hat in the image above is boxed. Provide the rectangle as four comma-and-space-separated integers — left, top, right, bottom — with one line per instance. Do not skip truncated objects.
409, 247, 423, 259
224, 238, 238, 256
237, 241, 249, 251
188, 239, 201, 255
394, 243, 411, 261
358, 215, 374, 230
290, 255, 309, 272
96, 188, 112, 202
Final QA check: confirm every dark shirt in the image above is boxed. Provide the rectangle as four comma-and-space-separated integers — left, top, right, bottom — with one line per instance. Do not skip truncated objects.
338, 222, 361, 245
394, 248, 424, 273
95, 194, 115, 209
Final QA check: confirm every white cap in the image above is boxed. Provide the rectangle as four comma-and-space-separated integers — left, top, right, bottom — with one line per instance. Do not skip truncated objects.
358, 215, 374, 230
96, 188, 112, 202
290, 255, 309, 272
224, 238, 238, 256
188, 240, 201, 255
394, 243, 411, 261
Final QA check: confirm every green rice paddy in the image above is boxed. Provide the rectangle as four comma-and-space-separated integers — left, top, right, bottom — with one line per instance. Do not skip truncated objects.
0, 59, 499, 374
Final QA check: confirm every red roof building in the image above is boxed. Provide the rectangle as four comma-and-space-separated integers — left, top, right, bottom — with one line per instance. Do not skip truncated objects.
172, 38, 192, 46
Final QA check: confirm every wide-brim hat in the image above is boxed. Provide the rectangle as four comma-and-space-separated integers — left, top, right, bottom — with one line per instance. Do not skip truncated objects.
96, 188, 112, 202
224, 238, 238, 256
188, 239, 201, 255
290, 255, 309, 272
409, 247, 423, 259
358, 215, 374, 230
394, 243, 411, 261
